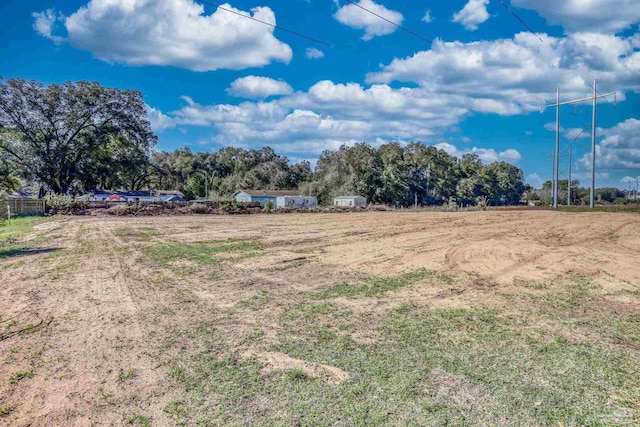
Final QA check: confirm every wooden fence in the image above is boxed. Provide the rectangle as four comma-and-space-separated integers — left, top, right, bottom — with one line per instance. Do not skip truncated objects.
7, 199, 46, 216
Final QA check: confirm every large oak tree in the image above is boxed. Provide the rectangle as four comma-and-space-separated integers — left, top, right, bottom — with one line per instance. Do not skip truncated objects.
0, 78, 157, 194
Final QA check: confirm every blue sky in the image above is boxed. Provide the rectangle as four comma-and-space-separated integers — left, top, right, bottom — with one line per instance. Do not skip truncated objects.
1, 0, 639, 188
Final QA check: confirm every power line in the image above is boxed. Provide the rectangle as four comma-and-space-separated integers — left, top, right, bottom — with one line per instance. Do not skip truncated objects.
342, 0, 433, 45
588, 82, 617, 109
195, 0, 333, 47
495, 0, 545, 43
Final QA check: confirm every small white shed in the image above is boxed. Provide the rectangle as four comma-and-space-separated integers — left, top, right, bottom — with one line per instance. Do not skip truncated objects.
334, 196, 367, 207
277, 196, 318, 209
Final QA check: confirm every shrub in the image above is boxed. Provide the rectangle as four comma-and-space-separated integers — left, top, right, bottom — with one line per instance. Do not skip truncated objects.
264, 200, 274, 213
107, 204, 147, 216
187, 203, 209, 214
477, 196, 489, 211
45, 194, 89, 213
440, 197, 460, 212
0, 191, 7, 225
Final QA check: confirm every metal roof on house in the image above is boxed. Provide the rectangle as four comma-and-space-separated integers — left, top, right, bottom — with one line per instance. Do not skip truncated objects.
239, 190, 301, 197
335, 196, 366, 200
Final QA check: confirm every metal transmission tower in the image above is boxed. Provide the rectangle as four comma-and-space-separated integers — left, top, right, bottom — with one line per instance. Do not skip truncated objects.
542, 80, 616, 209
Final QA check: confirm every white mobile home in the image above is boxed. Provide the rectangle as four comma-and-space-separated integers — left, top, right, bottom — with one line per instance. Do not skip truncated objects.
277, 196, 318, 209
334, 196, 367, 207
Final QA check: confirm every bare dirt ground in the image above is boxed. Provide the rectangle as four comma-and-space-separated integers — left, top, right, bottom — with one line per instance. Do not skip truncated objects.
1, 210, 639, 426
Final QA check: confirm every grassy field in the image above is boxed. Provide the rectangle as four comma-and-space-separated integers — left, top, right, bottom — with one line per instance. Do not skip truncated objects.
0, 211, 639, 426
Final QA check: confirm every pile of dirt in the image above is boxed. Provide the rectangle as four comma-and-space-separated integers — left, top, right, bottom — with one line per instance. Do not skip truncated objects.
53, 203, 394, 217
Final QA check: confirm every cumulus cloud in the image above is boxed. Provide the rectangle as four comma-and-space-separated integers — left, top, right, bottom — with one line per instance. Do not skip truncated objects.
333, 0, 403, 40
422, 11, 433, 24
305, 48, 325, 59
147, 106, 175, 132
367, 32, 640, 115
512, 0, 640, 34
227, 76, 293, 99
435, 142, 522, 164
157, 81, 482, 153
34, 0, 292, 71
576, 119, 640, 171
452, 0, 490, 31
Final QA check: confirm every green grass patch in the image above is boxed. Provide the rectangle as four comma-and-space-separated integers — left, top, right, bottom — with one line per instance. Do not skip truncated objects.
530, 274, 601, 310
282, 368, 310, 382
161, 304, 640, 426
310, 268, 435, 299
141, 238, 263, 269
113, 226, 159, 241
513, 277, 548, 289
116, 368, 136, 382
9, 369, 34, 384
235, 290, 273, 310
0, 216, 48, 260
618, 288, 640, 297
164, 399, 188, 422
124, 413, 151, 427
2, 260, 25, 270
0, 403, 15, 417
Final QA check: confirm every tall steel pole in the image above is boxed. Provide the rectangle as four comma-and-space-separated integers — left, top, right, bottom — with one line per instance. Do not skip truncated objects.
568, 144, 572, 206
551, 149, 555, 206
541, 84, 615, 209
590, 80, 597, 208
554, 88, 560, 209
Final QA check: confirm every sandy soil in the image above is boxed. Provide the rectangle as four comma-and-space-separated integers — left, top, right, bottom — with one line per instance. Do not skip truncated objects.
0, 210, 638, 426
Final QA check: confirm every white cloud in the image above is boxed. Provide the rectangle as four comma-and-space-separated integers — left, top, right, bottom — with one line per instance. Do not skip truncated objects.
159, 81, 483, 154
422, 11, 433, 24
577, 119, 640, 170
452, 0, 490, 31
367, 32, 640, 116
147, 106, 175, 132
34, 0, 292, 72
227, 76, 293, 99
333, 0, 404, 40
527, 173, 543, 188
512, 0, 640, 34
32, 9, 64, 43
435, 142, 522, 164
305, 48, 325, 60
621, 176, 640, 183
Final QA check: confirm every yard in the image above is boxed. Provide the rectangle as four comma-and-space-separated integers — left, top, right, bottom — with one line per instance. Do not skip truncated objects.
0, 211, 639, 426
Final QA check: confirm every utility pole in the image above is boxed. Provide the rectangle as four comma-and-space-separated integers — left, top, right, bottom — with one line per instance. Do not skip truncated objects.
568, 144, 572, 206
414, 192, 418, 211
551, 149, 555, 206
554, 88, 560, 209
542, 81, 616, 209
590, 80, 597, 208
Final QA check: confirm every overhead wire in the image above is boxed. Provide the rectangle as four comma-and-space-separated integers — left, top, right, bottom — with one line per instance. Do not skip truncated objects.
342, 0, 433, 45
588, 82, 617, 109
495, 0, 545, 43
195, 0, 333, 47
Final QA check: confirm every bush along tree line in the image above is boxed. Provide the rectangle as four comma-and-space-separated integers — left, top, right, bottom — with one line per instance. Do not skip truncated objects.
0, 77, 529, 206
526, 180, 634, 206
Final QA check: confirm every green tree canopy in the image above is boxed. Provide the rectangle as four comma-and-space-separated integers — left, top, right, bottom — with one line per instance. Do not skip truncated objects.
0, 78, 157, 194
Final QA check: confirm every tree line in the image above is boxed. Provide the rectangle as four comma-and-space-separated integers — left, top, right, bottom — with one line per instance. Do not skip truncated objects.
0, 77, 529, 206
